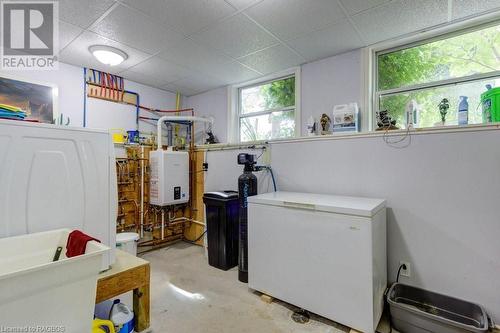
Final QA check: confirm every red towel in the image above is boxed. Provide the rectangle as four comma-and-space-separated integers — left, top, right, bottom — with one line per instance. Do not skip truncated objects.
66, 230, 100, 258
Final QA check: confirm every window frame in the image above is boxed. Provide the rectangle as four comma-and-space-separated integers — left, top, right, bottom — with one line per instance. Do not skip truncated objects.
367, 15, 500, 130
228, 68, 301, 143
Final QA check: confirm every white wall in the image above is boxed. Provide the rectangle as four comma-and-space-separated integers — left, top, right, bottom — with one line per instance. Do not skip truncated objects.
200, 128, 500, 322
0, 62, 178, 132
185, 86, 228, 143
204, 148, 273, 194
300, 50, 362, 135
185, 49, 363, 142
268, 129, 500, 321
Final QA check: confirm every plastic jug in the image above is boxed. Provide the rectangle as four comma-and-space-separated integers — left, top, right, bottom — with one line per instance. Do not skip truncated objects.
110, 299, 134, 333
110, 129, 127, 144
458, 96, 469, 125
126, 130, 139, 144
92, 319, 116, 333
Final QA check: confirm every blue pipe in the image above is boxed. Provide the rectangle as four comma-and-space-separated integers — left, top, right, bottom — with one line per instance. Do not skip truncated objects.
83, 69, 142, 130
121, 89, 140, 131
83, 68, 87, 127
135, 93, 140, 130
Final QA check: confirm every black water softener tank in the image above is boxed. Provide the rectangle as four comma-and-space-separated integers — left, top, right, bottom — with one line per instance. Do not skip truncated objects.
203, 191, 239, 270
237, 153, 258, 283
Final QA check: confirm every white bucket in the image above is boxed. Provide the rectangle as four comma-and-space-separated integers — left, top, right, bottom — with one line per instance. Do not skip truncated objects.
116, 232, 139, 256
96, 233, 139, 322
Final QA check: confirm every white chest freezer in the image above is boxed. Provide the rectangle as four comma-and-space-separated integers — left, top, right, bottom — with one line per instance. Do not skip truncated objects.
248, 191, 386, 333
0, 120, 117, 270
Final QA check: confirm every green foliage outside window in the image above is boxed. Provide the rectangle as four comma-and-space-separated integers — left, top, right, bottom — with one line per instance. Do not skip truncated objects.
378, 24, 500, 128
240, 76, 295, 142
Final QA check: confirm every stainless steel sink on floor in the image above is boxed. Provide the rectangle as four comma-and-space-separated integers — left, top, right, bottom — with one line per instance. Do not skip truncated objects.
388, 283, 492, 333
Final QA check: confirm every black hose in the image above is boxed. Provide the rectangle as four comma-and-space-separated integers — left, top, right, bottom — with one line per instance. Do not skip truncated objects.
267, 167, 277, 192
184, 230, 207, 244
396, 263, 406, 283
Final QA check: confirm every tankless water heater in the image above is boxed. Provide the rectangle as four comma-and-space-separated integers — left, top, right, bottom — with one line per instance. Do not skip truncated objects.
150, 150, 189, 206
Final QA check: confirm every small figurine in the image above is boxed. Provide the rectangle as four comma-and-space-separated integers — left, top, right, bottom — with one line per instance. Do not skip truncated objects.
438, 98, 450, 124
205, 129, 218, 144
376, 110, 398, 130
320, 113, 331, 135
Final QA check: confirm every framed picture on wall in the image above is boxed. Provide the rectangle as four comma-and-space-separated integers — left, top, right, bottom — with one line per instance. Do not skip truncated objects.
0, 74, 58, 123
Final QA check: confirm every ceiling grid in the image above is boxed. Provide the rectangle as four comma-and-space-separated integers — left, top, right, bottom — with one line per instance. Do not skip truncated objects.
57, 0, 500, 96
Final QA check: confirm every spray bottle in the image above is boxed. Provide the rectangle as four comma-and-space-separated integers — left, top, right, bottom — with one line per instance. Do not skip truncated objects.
458, 96, 469, 125
405, 99, 419, 129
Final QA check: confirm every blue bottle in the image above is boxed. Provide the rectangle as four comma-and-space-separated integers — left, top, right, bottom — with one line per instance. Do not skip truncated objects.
458, 96, 468, 125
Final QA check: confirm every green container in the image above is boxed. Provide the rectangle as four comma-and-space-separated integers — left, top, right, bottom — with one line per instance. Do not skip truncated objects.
481, 87, 500, 123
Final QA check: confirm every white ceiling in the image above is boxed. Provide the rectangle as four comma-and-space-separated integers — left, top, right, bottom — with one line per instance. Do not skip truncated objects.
58, 0, 500, 96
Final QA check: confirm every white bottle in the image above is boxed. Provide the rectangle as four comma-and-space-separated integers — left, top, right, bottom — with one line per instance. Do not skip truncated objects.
405, 99, 419, 128
110, 299, 134, 333
458, 96, 469, 125
306, 116, 317, 136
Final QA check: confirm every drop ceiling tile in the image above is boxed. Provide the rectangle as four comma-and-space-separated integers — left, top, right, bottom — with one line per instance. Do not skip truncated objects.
90, 4, 185, 54
287, 18, 364, 62
59, 0, 115, 29
339, 0, 392, 15
166, 75, 226, 96
159, 39, 233, 71
192, 13, 279, 58
158, 39, 261, 83
59, 21, 83, 51
121, 0, 236, 36
126, 56, 193, 84
452, 0, 500, 20
352, 0, 448, 45
238, 44, 302, 75
244, 0, 345, 41
119, 70, 171, 89
210, 60, 262, 83
59, 31, 150, 73
162, 83, 199, 96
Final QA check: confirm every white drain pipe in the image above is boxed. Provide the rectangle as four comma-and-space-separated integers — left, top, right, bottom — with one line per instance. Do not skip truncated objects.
156, 116, 213, 150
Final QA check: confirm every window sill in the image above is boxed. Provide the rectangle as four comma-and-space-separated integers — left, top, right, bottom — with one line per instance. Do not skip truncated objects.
196, 123, 500, 150
270, 123, 500, 145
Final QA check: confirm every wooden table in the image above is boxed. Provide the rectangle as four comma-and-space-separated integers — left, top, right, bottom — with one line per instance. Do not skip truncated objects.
96, 249, 150, 332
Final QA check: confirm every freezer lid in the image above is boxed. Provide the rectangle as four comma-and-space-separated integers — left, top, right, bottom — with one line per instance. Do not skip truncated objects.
247, 191, 386, 217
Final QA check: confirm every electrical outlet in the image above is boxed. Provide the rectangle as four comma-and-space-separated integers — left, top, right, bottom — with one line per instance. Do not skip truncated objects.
399, 261, 411, 278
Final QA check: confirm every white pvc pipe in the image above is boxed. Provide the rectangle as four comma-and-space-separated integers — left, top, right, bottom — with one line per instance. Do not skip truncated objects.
156, 116, 213, 150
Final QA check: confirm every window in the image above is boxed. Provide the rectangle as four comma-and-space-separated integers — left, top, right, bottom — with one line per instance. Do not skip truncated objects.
238, 75, 297, 142
375, 22, 500, 128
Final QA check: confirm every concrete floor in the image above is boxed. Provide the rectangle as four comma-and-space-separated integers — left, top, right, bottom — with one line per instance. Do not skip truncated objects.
140, 243, 392, 333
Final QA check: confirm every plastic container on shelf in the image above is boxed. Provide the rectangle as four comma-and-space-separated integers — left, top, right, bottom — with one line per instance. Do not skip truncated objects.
0, 228, 109, 333
458, 96, 469, 125
110, 129, 127, 143
481, 87, 500, 123
127, 130, 139, 144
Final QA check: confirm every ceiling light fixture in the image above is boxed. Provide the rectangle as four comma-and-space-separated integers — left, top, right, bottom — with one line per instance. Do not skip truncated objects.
89, 45, 128, 66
